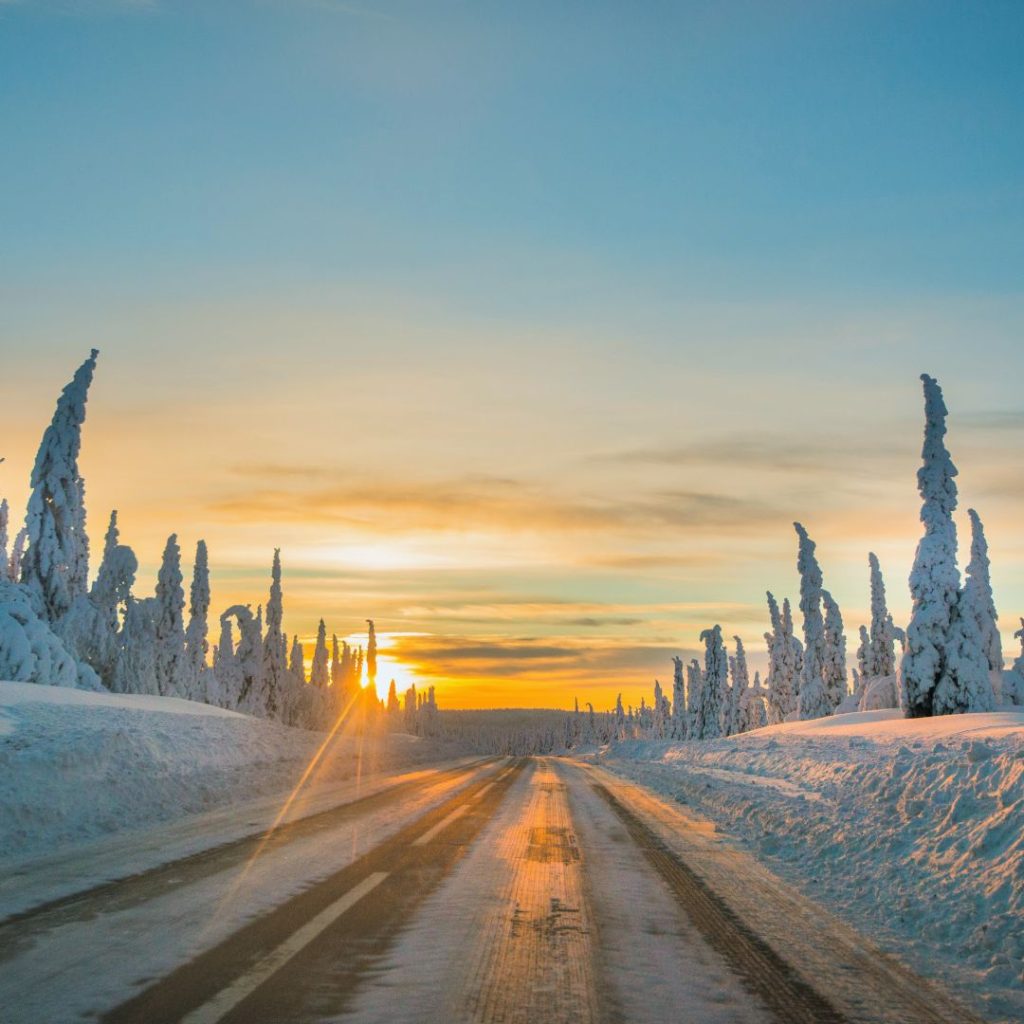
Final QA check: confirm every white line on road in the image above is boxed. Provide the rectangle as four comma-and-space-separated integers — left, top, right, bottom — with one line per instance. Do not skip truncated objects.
181, 871, 388, 1024
472, 782, 495, 801
411, 805, 469, 846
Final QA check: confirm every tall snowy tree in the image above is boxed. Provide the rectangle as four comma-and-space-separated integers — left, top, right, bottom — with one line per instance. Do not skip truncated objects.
867, 553, 896, 678
261, 548, 286, 717
0, 498, 9, 581
22, 349, 98, 624
70, 509, 137, 686
696, 626, 727, 740
671, 656, 687, 739
310, 618, 330, 688
8, 527, 27, 583
289, 634, 306, 686
738, 669, 768, 733
821, 590, 847, 710
764, 592, 801, 723
184, 539, 210, 694
962, 509, 1003, 679
728, 636, 751, 735
902, 375, 992, 716
686, 658, 703, 737
856, 624, 871, 682
153, 534, 187, 697
366, 619, 378, 695
113, 596, 159, 695
794, 523, 832, 720
386, 679, 400, 715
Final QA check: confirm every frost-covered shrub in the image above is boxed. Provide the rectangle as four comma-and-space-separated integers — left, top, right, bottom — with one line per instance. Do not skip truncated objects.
0, 580, 79, 687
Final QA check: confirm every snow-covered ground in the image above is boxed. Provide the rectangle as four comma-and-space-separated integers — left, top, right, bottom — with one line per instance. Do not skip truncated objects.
595, 709, 1024, 1023
0, 680, 461, 867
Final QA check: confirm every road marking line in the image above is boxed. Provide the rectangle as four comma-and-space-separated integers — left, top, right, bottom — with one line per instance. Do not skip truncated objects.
411, 805, 469, 846
181, 871, 388, 1024
472, 782, 495, 801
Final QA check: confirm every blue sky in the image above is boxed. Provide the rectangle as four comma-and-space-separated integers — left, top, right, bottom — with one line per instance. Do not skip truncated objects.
1, 0, 1022, 706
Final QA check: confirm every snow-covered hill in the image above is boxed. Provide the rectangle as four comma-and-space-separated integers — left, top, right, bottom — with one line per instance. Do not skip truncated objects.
597, 709, 1024, 1023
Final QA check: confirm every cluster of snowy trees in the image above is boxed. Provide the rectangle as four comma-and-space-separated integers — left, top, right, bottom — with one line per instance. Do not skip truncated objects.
0, 351, 442, 734
617, 372, 1021, 743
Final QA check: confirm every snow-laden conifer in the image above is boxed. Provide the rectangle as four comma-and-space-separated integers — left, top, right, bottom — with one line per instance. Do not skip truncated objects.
8, 528, 27, 583
903, 375, 992, 716
113, 597, 159, 694
153, 534, 187, 697
728, 637, 750, 735
867, 553, 896, 678
366, 619, 378, 695
289, 635, 305, 684
310, 618, 330, 688
696, 626, 727, 740
821, 590, 847, 710
261, 548, 286, 717
66, 510, 137, 687
0, 580, 80, 686
671, 656, 687, 739
686, 658, 703, 737
962, 509, 1003, 678
0, 499, 8, 581
22, 350, 98, 623
794, 523, 831, 719
184, 539, 210, 691
764, 592, 801, 723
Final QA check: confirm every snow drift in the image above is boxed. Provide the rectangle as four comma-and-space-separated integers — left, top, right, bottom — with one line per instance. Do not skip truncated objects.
597, 709, 1024, 1023
0, 680, 449, 864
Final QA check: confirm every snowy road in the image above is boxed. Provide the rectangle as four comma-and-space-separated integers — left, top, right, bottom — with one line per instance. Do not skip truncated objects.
0, 758, 986, 1024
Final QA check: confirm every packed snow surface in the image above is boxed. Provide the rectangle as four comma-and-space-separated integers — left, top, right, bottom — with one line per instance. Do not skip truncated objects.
0, 680, 451, 864
597, 708, 1024, 1023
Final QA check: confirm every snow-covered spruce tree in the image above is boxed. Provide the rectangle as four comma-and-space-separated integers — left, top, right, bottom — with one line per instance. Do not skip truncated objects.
184, 539, 210, 698
0, 579, 80, 686
856, 624, 871, 683
386, 679, 400, 715
310, 618, 330, 688
614, 693, 626, 740
331, 633, 341, 687
0, 498, 8, 580
1007, 619, 1024, 706
764, 592, 800, 723
902, 375, 992, 716
821, 590, 848, 710
153, 534, 187, 697
8, 527, 27, 583
738, 669, 769, 733
289, 635, 305, 684
696, 626, 727, 740
65, 510, 138, 687
728, 636, 751, 735
794, 523, 832, 720
366, 619, 378, 696
113, 596, 159, 694
671, 656, 687, 739
651, 680, 666, 738
962, 509, 1003, 683
867, 553, 896, 678
686, 658, 703, 737
22, 350, 98, 625
220, 605, 263, 714
261, 548, 286, 718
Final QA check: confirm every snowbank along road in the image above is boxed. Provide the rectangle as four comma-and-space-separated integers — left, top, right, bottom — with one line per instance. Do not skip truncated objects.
0, 757, 987, 1024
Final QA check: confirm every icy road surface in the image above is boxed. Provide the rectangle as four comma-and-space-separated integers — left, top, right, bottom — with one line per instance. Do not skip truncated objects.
0, 758, 986, 1024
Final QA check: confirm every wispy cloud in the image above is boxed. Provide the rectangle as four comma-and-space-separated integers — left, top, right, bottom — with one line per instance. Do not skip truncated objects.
207, 470, 780, 536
